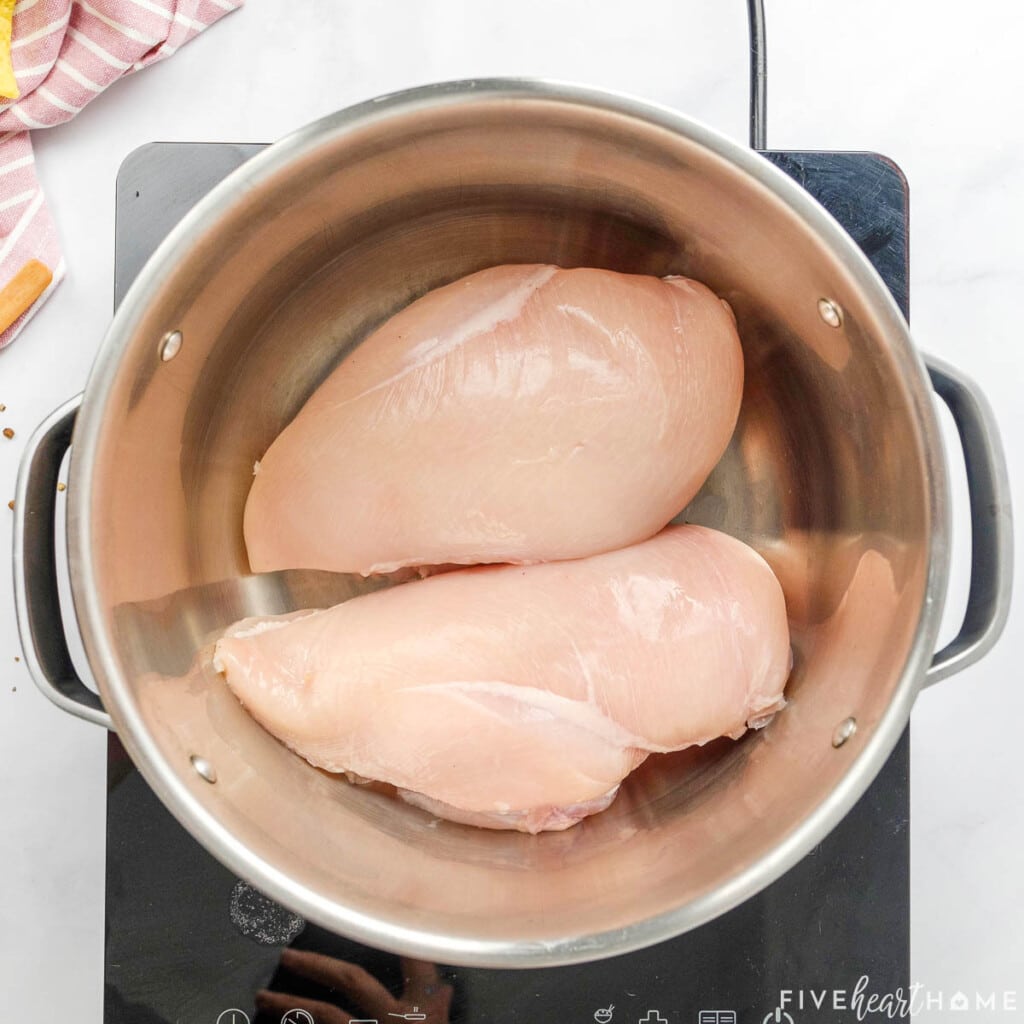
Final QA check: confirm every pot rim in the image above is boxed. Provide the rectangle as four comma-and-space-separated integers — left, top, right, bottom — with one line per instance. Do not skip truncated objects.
68, 77, 950, 967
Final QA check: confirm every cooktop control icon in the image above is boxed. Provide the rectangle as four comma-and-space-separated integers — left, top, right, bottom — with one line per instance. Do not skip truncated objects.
763, 1009, 796, 1024
638, 1013, 668, 1024
215, 1011, 250, 1024
281, 1011, 316, 1024
699, 1013, 738, 1024
594, 1006, 614, 1023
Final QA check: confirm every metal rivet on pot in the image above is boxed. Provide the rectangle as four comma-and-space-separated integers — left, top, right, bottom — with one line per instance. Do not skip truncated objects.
159, 329, 183, 361
190, 754, 217, 783
832, 717, 857, 748
817, 297, 843, 328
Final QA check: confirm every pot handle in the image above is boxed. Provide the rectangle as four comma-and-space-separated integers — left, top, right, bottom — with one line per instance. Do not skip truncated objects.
923, 355, 1013, 687
12, 395, 112, 729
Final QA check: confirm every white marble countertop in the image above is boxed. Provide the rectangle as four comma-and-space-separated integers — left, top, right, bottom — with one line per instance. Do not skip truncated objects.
1, 1, 1021, 1021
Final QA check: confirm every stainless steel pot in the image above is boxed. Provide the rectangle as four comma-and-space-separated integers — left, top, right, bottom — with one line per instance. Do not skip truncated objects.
12, 52, 1012, 966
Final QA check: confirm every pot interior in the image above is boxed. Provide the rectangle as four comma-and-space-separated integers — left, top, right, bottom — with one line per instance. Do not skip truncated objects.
75, 86, 932, 961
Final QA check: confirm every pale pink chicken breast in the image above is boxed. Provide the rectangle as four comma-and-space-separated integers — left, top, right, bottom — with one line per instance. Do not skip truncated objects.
244, 265, 743, 576
214, 525, 790, 833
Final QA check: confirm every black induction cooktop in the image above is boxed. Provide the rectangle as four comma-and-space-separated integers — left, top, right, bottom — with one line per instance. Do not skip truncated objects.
105, 142, 911, 1024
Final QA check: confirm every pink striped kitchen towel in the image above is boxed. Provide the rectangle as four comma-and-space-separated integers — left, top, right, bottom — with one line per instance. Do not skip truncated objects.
0, 0, 243, 350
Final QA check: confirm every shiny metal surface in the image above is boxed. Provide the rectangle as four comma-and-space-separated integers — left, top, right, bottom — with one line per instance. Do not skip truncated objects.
190, 754, 218, 784
16, 81, 1011, 966
922, 355, 1014, 686
12, 394, 112, 729
817, 296, 843, 328
747, 0, 767, 149
158, 329, 182, 362
831, 717, 858, 748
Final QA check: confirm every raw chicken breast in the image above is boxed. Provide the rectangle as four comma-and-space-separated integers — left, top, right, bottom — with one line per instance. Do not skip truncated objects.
244, 265, 743, 575
214, 525, 790, 833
